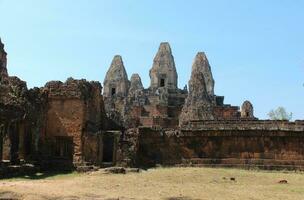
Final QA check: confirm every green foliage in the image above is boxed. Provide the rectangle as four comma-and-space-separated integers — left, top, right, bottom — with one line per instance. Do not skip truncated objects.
268, 107, 293, 121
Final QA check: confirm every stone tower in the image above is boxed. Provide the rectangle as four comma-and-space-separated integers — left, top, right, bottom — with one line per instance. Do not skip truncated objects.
103, 55, 130, 98
149, 42, 178, 91
195, 52, 215, 96
128, 73, 144, 96
241, 100, 255, 119
0, 38, 8, 82
179, 52, 215, 125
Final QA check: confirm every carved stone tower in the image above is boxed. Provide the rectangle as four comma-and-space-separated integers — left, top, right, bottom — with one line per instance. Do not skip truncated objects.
149, 42, 178, 91
103, 55, 130, 98
179, 52, 215, 125
195, 52, 215, 96
241, 100, 255, 119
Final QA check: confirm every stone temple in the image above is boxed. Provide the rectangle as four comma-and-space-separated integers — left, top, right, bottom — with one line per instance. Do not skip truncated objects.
1, 39, 304, 176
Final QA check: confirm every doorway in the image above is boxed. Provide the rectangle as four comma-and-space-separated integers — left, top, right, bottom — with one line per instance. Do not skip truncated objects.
111, 88, 116, 96
54, 136, 73, 160
160, 78, 165, 87
102, 135, 114, 162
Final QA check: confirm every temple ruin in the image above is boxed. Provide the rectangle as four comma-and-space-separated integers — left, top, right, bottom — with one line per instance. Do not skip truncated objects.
1, 39, 304, 176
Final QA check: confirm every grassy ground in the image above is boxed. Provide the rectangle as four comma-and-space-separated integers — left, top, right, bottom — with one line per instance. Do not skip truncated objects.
0, 167, 303, 200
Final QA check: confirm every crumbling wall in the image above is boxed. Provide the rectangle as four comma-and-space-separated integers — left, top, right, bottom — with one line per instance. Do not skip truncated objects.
43, 78, 105, 167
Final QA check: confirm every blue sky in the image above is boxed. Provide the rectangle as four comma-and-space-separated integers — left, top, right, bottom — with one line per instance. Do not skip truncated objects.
0, 0, 303, 119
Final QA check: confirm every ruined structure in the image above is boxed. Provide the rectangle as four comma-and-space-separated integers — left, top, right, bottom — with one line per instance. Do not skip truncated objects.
104, 43, 188, 129
0, 39, 121, 174
1, 39, 304, 175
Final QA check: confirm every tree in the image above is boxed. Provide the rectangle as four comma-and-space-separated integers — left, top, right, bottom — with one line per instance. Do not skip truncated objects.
268, 107, 293, 121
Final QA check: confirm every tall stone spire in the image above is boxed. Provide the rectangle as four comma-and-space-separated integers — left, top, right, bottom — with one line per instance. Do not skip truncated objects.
103, 55, 130, 97
0, 38, 8, 82
194, 52, 215, 96
179, 52, 215, 125
149, 42, 178, 91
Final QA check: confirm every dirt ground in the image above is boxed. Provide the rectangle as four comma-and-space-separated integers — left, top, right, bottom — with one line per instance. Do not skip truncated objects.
0, 167, 303, 200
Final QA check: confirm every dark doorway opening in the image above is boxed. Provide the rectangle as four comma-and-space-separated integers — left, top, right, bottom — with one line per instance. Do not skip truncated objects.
160, 78, 165, 87
102, 136, 114, 162
55, 137, 73, 160
24, 132, 32, 156
111, 88, 116, 96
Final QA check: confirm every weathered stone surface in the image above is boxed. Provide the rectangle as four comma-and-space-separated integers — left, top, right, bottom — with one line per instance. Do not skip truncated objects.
136, 125, 304, 169
179, 52, 215, 125
195, 52, 215, 96
44, 78, 105, 165
103, 55, 130, 98
149, 42, 178, 91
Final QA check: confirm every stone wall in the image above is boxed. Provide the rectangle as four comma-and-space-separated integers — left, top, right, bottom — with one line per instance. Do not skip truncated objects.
42, 78, 105, 167
133, 121, 304, 169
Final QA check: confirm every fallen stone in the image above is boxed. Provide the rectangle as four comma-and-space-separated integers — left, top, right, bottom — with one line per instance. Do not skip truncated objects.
125, 168, 142, 173
104, 167, 126, 174
278, 180, 288, 184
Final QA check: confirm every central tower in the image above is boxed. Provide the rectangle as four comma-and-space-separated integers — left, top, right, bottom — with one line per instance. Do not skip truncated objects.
149, 42, 178, 91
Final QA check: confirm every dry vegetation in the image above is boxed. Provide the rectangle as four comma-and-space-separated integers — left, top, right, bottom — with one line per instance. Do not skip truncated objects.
0, 167, 303, 200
